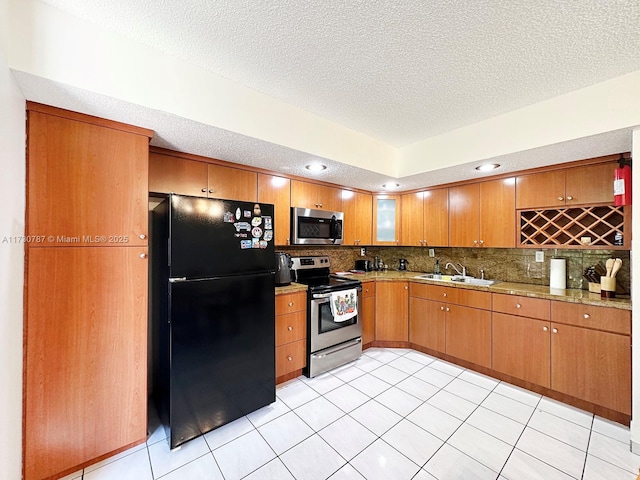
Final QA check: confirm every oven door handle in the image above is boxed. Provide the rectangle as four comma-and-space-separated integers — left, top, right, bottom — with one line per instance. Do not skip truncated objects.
312, 293, 332, 299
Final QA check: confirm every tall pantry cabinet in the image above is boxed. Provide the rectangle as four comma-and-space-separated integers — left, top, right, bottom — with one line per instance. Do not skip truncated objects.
23, 103, 153, 480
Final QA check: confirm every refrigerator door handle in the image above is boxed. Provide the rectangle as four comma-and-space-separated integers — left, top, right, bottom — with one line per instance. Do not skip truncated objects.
169, 277, 187, 283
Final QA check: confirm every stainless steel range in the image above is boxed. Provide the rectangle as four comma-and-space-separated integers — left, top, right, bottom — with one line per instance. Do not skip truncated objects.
291, 256, 362, 378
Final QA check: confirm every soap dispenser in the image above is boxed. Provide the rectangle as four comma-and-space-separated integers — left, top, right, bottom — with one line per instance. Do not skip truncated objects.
434, 259, 441, 274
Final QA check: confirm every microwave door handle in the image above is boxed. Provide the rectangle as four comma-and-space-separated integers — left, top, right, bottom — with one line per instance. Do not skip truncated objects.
330, 215, 338, 242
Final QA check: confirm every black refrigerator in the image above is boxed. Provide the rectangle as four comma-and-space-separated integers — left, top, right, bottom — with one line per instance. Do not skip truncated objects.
151, 194, 276, 449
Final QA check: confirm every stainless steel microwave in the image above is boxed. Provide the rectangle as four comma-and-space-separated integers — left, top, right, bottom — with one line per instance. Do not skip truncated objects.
291, 207, 344, 245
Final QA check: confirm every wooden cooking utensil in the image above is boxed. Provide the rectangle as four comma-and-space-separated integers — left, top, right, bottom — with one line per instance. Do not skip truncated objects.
605, 258, 614, 277
611, 258, 622, 278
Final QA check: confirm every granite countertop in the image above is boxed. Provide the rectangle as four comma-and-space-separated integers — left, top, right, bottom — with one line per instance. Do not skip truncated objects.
332, 270, 632, 310
275, 283, 308, 295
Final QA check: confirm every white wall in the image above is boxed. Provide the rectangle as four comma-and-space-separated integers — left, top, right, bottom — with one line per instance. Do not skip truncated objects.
0, 1, 26, 479
630, 129, 640, 452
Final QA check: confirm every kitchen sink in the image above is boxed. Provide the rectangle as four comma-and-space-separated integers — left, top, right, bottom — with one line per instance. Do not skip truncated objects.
413, 273, 500, 286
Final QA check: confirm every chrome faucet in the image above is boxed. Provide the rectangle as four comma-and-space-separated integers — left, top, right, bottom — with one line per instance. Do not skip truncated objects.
445, 262, 466, 276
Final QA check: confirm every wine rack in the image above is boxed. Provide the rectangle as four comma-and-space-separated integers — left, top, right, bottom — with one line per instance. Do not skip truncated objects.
519, 205, 626, 249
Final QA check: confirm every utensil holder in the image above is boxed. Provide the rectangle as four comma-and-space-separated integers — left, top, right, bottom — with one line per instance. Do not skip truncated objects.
600, 277, 616, 298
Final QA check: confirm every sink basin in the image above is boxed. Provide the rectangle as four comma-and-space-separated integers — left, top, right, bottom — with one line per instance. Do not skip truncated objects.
413, 273, 499, 286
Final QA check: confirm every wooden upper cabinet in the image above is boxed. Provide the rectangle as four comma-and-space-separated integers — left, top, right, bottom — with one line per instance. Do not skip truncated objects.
401, 189, 449, 247
290, 180, 342, 211
342, 190, 372, 245
149, 152, 208, 196
449, 179, 515, 247
258, 174, 291, 245
373, 194, 401, 245
424, 188, 449, 247
479, 178, 516, 248
401, 192, 424, 246
449, 184, 480, 247
564, 163, 616, 206
207, 164, 257, 202
516, 162, 616, 209
27, 110, 150, 247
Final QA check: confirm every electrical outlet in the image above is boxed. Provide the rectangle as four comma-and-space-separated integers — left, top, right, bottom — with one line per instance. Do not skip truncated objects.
535, 251, 544, 263
360, 247, 366, 257
428, 248, 435, 257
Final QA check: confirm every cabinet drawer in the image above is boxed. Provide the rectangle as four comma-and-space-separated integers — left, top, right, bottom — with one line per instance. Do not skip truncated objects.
276, 292, 307, 315
551, 301, 630, 335
410, 283, 490, 310
493, 294, 550, 320
276, 311, 306, 346
276, 339, 306, 377
362, 281, 375, 298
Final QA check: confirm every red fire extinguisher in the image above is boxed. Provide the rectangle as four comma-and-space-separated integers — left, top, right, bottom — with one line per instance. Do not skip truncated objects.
614, 155, 632, 206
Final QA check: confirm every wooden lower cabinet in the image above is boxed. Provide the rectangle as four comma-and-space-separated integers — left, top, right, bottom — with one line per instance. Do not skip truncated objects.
551, 323, 631, 415
276, 339, 307, 377
361, 282, 375, 345
275, 292, 307, 379
375, 281, 408, 341
409, 297, 445, 353
24, 247, 148, 480
445, 305, 491, 368
492, 312, 551, 387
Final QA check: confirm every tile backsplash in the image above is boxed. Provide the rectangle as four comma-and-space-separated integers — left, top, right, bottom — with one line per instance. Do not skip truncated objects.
278, 246, 631, 294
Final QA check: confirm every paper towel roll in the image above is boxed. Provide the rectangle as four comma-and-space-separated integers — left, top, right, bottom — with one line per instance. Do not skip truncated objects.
550, 258, 566, 290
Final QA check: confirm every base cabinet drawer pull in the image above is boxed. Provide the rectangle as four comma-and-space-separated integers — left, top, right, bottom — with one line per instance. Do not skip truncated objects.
516, 303, 522, 309
287, 356, 293, 361
288, 302, 294, 307
287, 326, 293, 331
443, 293, 447, 297
583, 313, 590, 319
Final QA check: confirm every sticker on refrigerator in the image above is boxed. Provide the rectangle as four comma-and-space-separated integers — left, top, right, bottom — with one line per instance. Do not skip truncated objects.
263, 216, 272, 229
235, 207, 241, 220
240, 240, 252, 249
223, 212, 235, 223
234, 222, 251, 232
259, 240, 268, 249
252, 238, 260, 248
263, 230, 273, 241
253, 204, 262, 216
243, 210, 251, 218
251, 226, 263, 238
251, 217, 262, 226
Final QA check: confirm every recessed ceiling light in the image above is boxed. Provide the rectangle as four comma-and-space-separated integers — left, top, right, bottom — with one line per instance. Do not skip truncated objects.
305, 163, 326, 172
475, 163, 500, 172
382, 183, 400, 189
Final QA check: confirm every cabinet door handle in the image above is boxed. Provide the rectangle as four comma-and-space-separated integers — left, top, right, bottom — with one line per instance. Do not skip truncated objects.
404, 286, 408, 290
516, 303, 522, 309
479, 240, 484, 245
552, 328, 558, 334
209, 189, 214, 194
583, 313, 590, 319
473, 240, 478, 245
201, 188, 207, 193
288, 302, 294, 307
287, 356, 293, 361
558, 196, 564, 201
543, 326, 548, 332
287, 326, 293, 331
440, 306, 445, 311
139, 253, 147, 259
139, 234, 146, 240
446, 307, 450, 312
566, 196, 573, 201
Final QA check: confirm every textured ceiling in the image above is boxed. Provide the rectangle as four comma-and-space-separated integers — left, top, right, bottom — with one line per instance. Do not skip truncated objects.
18, 0, 640, 190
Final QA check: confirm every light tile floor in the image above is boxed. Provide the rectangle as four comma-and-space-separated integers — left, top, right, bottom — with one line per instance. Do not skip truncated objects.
65, 348, 640, 480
